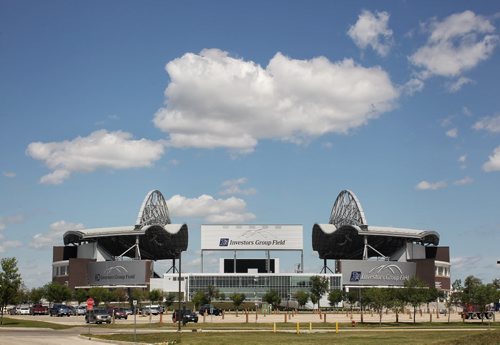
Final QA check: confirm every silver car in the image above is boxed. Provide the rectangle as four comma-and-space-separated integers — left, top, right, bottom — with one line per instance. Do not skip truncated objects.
85, 308, 111, 324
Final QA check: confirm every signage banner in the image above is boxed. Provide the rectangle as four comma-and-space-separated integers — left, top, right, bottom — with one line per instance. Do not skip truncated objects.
88, 260, 151, 285
201, 224, 303, 250
341, 260, 416, 286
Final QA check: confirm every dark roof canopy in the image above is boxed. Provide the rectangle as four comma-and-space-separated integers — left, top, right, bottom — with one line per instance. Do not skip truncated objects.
312, 190, 440, 260
63, 190, 188, 260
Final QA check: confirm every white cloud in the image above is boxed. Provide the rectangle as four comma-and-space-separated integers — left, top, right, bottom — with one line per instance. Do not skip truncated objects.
347, 10, 394, 56
167, 194, 256, 223
219, 178, 257, 196
483, 146, 500, 172
415, 180, 447, 190
447, 77, 473, 92
454, 176, 474, 185
410, 11, 498, 79
402, 78, 425, 95
458, 154, 467, 163
462, 106, 473, 116
26, 130, 165, 184
446, 128, 458, 138
30, 220, 84, 249
0, 234, 22, 253
473, 114, 500, 133
0, 214, 23, 231
451, 255, 482, 269
154, 49, 399, 153
2, 171, 16, 178
322, 142, 333, 149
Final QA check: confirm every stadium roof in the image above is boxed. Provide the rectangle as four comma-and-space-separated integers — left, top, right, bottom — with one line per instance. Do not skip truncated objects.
63, 190, 188, 260
312, 190, 440, 260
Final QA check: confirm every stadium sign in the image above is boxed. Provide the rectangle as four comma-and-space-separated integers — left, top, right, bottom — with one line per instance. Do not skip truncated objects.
341, 260, 416, 286
201, 224, 303, 250
88, 260, 151, 285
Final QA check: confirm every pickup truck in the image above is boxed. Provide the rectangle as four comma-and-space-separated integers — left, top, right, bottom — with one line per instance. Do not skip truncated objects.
31, 304, 49, 315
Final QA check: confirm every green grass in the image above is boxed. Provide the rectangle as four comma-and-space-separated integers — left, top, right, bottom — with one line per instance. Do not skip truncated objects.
89, 329, 500, 345
0, 316, 73, 330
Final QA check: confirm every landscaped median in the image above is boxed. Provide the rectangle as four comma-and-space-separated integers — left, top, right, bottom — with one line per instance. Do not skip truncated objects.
87, 326, 500, 345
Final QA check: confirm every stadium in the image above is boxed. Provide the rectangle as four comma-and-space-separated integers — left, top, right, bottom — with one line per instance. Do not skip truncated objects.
52, 189, 450, 306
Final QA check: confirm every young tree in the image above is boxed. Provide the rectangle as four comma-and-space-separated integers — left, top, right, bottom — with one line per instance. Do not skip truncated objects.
295, 290, 310, 310
365, 288, 392, 326
88, 287, 109, 306
113, 288, 128, 303
309, 276, 329, 310
403, 277, 428, 323
263, 290, 281, 310
29, 286, 46, 304
206, 285, 220, 303
192, 291, 208, 310
327, 289, 342, 308
230, 293, 246, 316
0, 257, 22, 325
45, 282, 71, 304
389, 289, 406, 323
164, 292, 176, 311
148, 289, 164, 306
73, 289, 88, 306
474, 284, 497, 324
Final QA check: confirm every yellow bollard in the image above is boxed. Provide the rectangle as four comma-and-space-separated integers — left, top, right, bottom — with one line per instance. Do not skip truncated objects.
296, 322, 300, 335
335, 321, 339, 334
309, 321, 312, 332
273, 322, 276, 333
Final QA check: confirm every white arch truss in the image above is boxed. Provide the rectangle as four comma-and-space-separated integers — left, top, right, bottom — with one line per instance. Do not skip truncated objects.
135, 190, 171, 227
328, 190, 367, 227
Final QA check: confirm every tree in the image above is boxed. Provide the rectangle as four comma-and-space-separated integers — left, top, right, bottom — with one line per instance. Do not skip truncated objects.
113, 288, 128, 303
0, 257, 22, 325
365, 288, 392, 326
403, 277, 428, 323
327, 289, 342, 308
230, 293, 245, 316
263, 290, 281, 310
206, 285, 220, 303
130, 288, 145, 310
192, 291, 208, 310
88, 287, 109, 306
295, 290, 310, 310
389, 289, 406, 323
149, 289, 164, 306
29, 286, 46, 304
45, 282, 71, 304
73, 289, 88, 306
309, 276, 329, 310
164, 293, 176, 311
474, 284, 497, 324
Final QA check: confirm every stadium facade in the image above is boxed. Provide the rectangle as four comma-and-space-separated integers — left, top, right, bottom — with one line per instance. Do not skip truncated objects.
52, 189, 450, 304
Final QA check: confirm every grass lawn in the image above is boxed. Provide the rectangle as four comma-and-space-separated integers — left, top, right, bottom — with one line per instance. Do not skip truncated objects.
0, 316, 73, 330
90, 329, 500, 345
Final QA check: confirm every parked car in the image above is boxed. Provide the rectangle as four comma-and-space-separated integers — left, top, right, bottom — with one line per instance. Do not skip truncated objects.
141, 306, 160, 315
18, 306, 31, 315
7, 306, 18, 315
108, 307, 128, 319
85, 308, 111, 324
76, 306, 87, 315
199, 304, 221, 316
67, 305, 77, 315
124, 308, 133, 316
172, 309, 198, 325
31, 304, 49, 315
49, 304, 71, 317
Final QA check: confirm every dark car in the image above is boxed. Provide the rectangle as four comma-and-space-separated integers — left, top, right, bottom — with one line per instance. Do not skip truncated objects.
173, 309, 198, 325
49, 304, 71, 317
86, 308, 111, 324
199, 304, 220, 316
108, 307, 128, 319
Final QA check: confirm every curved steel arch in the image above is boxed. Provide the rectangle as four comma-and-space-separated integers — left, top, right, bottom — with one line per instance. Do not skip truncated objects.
328, 190, 367, 227
135, 190, 171, 227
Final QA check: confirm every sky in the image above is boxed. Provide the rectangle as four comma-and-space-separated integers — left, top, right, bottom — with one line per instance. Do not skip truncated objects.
1, 0, 499, 289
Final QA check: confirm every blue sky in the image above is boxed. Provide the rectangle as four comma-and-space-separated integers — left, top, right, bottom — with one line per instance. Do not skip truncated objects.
1, 0, 499, 288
